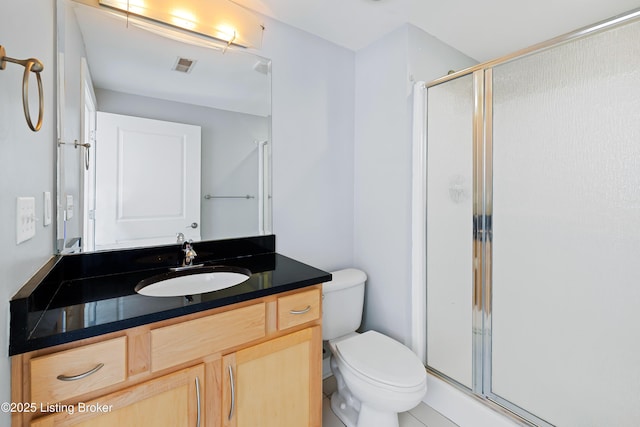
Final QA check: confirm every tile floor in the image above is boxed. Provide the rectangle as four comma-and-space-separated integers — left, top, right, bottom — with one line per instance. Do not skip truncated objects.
322, 375, 459, 427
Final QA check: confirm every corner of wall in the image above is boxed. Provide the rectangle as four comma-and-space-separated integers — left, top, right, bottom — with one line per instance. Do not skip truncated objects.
353, 24, 477, 347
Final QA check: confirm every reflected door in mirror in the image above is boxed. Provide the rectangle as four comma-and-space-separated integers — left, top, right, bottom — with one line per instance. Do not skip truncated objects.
94, 112, 201, 250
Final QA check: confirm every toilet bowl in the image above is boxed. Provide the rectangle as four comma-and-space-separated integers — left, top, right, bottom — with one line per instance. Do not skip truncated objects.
323, 269, 427, 427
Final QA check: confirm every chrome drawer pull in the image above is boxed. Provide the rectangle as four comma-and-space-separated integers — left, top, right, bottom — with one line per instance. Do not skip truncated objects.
289, 305, 311, 315
56, 363, 104, 381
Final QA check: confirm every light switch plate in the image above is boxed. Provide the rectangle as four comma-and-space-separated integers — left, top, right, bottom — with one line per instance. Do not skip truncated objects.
17, 197, 36, 244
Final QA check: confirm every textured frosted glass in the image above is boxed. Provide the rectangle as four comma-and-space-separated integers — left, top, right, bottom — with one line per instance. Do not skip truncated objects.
491, 20, 640, 426
426, 75, 474, 388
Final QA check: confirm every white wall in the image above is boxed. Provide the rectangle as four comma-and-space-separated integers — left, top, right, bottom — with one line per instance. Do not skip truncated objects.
354, 24, 476, 344
0, 0, 57, 423
261, 17, 356, 271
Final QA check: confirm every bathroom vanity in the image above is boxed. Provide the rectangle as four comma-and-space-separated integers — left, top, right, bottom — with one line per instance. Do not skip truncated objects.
10, 236, 328, 426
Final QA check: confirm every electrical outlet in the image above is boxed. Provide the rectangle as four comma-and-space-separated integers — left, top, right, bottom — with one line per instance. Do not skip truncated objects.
66, 194, 74, 220
43, 192, 52, 226
17, 197, 36, 244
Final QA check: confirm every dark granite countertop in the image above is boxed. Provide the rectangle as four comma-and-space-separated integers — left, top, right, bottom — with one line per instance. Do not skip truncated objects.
9, 236, 331, 355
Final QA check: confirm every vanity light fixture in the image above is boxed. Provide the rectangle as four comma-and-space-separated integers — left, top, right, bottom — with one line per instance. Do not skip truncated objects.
170, 9, 198, 30
98, 0, 264, 49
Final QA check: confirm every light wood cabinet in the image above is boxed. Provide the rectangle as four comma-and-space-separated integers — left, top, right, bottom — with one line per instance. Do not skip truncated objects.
277, 288, 321, 331
30, 337, 127, 405
150, 303, 266, 373
222, 327, 322, 427
30, 364, 205, 427
11, 285, 322, 427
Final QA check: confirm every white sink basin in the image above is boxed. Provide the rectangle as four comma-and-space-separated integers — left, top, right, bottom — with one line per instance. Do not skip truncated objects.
135, 266, 251, 297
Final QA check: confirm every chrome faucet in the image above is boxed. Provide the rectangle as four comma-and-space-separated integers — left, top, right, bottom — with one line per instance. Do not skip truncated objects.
182, 240, 197, 266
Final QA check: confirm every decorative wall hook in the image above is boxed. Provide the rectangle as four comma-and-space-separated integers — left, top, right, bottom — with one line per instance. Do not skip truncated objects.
0, 45, 45, 132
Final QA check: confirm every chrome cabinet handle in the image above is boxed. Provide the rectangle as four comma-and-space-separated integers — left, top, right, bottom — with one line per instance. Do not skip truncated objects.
195, 376, 201, 427
228, 365, 235, 421
289, 305, 311, 315
56, 363, 104, 381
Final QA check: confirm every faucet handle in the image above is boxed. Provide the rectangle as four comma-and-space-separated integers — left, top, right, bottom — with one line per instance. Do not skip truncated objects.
181, 240, 197, 266
183, 239, 196, 254
176, 232, 185, 243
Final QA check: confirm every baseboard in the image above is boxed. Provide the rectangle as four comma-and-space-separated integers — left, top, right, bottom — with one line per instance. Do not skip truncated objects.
423, 373, 523, 427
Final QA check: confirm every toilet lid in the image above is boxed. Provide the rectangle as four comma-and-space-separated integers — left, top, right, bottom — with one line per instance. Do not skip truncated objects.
335, 331, 426, 389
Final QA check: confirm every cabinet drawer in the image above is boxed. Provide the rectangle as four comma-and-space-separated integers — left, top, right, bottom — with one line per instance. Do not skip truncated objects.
151, 303, 266, 372
30, 336, 127, 404
278, 288, 321, 331
30, 364, 205, 427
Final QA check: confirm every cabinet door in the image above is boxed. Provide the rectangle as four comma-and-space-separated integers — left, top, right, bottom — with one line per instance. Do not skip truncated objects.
30, 364, 204, 427
222, 327, 322, 427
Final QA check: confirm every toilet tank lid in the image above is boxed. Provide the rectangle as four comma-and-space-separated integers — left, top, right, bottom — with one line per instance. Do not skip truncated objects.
325, 268, 367, 290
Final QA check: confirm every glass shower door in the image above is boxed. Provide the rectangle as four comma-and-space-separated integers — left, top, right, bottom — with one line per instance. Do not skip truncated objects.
426, 74, 475, 389
489, 19, 640, 426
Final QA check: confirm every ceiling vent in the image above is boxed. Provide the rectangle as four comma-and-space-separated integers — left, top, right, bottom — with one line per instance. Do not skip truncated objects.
173, 57, 197, 73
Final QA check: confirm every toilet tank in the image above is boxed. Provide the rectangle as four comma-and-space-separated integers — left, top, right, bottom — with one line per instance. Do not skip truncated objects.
322, 268, 367, 341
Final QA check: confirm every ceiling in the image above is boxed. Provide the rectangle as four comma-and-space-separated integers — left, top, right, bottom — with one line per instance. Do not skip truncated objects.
69, 0, 640, 116
233, 0, 640, 62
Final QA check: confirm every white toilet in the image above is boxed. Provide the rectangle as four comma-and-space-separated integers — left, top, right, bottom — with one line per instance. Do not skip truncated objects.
323, 268, 427, 427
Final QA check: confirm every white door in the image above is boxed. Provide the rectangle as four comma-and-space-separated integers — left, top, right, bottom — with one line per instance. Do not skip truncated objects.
95, 112, 201, 250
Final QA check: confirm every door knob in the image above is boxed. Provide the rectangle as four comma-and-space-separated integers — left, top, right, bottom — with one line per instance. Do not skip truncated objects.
187, 222, 198, 229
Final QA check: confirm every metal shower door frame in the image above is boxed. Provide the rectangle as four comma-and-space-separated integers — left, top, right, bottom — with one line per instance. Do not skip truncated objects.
424, 7, 640, 426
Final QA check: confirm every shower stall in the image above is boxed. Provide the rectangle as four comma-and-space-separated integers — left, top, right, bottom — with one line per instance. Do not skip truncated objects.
422, 9, 640, 427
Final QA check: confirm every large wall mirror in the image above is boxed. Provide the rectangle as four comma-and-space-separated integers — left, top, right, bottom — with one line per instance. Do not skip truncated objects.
56, 0, 272, 253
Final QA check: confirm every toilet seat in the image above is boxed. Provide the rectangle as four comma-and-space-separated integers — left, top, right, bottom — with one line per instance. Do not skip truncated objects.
334, 331, 426, 392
